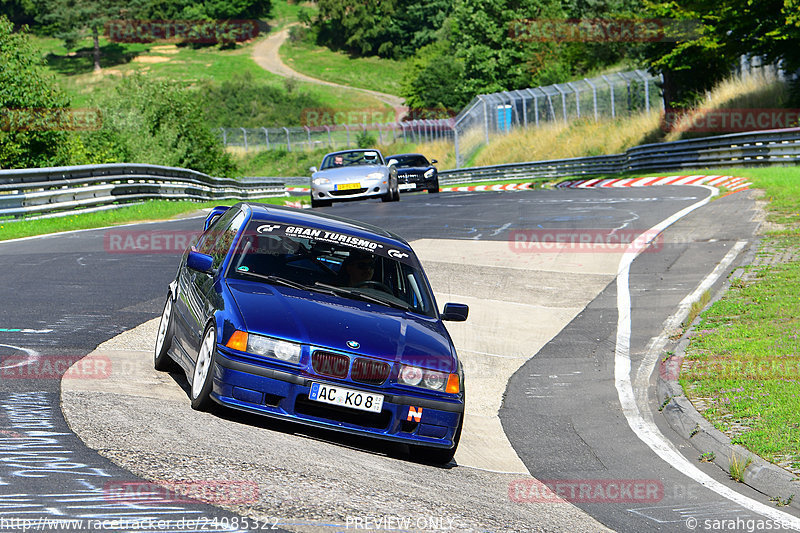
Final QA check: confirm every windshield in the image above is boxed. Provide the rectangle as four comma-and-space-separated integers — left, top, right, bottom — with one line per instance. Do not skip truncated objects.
321, 151, 383, 170
392, 155, 430, 168
227, 220, 436, 317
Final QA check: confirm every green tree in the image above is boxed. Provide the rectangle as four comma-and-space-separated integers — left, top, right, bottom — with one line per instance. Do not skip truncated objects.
39, 0, 130, 71
448, 0, 566, 96
0, 16, 77, 168
641, 0, 800, 109
401, 40, 469, 111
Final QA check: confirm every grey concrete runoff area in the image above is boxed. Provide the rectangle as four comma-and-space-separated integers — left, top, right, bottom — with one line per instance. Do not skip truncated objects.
61, 236, 619, 532
2, 185, 784, 532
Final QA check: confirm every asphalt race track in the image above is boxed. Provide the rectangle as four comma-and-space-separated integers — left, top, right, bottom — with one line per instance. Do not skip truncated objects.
2, 186, 798, 532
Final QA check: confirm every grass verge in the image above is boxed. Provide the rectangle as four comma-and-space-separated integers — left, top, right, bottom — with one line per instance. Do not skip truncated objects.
678, 166, 800, 475
0, 197, 303, 242
279, 36, 404, 97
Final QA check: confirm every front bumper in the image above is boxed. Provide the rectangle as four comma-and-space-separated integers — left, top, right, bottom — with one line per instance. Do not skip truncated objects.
311, 181, 389, 202
211, 348, 463, 449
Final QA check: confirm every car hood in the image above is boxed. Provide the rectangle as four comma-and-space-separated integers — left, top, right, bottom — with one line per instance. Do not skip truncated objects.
227, 280, 457, 372
396, 166, 432, 172
313, 165, 387, 181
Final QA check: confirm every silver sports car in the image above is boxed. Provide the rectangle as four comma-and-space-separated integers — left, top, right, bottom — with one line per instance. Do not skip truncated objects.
309, 149, 399, 208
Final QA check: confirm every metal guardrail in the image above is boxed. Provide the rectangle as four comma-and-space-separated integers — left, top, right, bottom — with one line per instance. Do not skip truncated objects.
0, 163, 285, 218
2, 128, 798, 218
440, 128, 800, 184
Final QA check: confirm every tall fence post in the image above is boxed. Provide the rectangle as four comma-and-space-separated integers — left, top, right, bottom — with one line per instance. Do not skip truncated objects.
261, 127, 270, 150
602, 74, 616, 118
283, 127, 291, 152
584, 78, 598, 122
240, 127, 248, 152
219, 128, 227, 147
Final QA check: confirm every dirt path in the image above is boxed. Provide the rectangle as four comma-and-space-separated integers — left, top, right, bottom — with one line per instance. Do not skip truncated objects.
252, 26, 405, 109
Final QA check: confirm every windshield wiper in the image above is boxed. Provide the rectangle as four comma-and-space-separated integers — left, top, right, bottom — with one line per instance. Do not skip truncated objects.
314, 282, 411, 311
237, 271, 312, 291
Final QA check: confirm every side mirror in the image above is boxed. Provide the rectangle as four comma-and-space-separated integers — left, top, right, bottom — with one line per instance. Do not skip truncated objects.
309, 166, 318, 173
387, 159, 398, 167
441, 303, 469, 322
431, 159, 438, 165
187, 250, 214, 273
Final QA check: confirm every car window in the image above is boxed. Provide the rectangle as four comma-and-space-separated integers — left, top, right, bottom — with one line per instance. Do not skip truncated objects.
229, 221, 436, 317
196, 207, 247, 270
321, 151, 384, 169
393, 155, 429, 168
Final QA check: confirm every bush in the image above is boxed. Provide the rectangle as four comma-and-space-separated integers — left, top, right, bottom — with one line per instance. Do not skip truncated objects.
82, 75, 238, 177
0, 16, 78, 169
199, 71, 321, 128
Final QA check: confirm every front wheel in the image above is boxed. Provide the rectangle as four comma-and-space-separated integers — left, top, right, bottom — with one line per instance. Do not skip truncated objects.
428, 180, 440, 194
311, 198, 331, 208
154, 295, 177, 371
190, 325, 217, 411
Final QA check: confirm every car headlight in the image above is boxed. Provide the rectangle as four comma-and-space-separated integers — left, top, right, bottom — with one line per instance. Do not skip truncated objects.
424, 168, 435, 179
226, 331, 302, 364
313, 177, 331, 185
398, 364, 459, 393
364, 172, 384, 181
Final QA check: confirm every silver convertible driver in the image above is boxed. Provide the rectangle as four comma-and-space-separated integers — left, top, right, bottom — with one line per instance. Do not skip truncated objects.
309, 149, 400, 208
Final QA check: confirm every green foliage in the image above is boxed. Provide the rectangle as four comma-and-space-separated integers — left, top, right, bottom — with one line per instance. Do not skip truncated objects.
0, 16, 75, 168
355, 129, 376, 148
0, 0, 41, 26
314, 0, 451, 59
198, 71, 322, 128
641, 0, 800, 109
136, 0, 272, 20
81, 75, 237, 176
401, 40, 469, 111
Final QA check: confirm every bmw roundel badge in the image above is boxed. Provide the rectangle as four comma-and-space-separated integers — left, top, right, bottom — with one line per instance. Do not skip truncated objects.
347, 340, 360, 349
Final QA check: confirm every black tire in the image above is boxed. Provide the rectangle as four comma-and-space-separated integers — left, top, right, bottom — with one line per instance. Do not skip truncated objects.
409, 413, 463, 465
190, 325, 217, 411
154, 295, 178, 372
311, 198, 331, 208
428, 181, 440, 194
391, 180, 401, 201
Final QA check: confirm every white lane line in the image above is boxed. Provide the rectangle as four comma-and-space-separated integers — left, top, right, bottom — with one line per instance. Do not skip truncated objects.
614, 187, 800, 529
0, 344, 39, 370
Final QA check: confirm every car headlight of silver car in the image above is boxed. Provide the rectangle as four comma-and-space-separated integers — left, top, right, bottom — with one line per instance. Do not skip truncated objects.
313, 177, 331, 185
424, 168, 435, 179
364, 172, 384, 181
398, 364, 460, 393
226, 331, 302, 364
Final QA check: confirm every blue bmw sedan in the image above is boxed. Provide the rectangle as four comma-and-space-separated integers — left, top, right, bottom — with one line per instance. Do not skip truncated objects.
154, 202, 468, 464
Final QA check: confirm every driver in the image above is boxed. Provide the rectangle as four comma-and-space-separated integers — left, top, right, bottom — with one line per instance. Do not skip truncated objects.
333, 155, 344, 166
339, 250, 376, 287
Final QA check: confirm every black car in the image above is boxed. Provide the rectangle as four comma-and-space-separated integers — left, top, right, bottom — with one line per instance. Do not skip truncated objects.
386, 153, 439, 194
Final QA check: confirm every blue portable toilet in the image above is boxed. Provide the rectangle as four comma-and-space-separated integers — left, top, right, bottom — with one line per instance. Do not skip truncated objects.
497, 104, 512, 132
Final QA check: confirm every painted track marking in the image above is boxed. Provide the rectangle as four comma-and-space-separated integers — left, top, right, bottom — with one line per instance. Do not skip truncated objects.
614, 185, 800, 529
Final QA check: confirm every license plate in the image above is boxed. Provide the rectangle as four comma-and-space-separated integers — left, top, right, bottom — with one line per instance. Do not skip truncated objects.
398, 183, 416, 190
308, 382, 384, 413
336, 183, 361, 191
